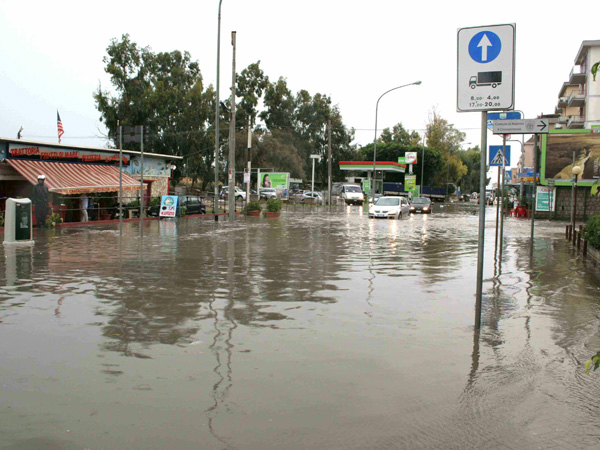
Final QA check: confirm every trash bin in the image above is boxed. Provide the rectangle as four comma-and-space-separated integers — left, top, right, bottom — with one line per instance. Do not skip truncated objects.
3, 198, 34, 244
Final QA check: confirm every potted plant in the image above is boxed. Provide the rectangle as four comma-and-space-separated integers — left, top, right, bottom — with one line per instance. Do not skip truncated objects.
264, 197, 282, 218
246, 200, 262, 216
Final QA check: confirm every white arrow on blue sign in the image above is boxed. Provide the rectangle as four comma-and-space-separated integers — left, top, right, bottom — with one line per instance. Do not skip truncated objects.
489, 145, 511, 166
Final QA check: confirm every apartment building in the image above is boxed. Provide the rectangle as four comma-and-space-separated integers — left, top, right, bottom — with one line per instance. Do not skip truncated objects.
554, 40, 600, 130
515, 40, 600, 178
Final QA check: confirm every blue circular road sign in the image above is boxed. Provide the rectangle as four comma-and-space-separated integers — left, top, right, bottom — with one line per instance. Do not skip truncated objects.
468, 31, 502, 64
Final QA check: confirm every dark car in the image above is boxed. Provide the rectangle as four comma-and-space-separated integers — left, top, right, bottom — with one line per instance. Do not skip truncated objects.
409, 197, 432, 214
147, 195, 206, 217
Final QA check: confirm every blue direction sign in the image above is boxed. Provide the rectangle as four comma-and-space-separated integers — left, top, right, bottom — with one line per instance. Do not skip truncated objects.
489, 145, 511, 166
487, 111, 522, 130
468, 31, 502, 63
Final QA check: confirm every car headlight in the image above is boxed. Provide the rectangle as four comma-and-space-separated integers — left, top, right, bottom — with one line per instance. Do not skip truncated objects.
410, 207, 415, 210
423, 207, 429, 211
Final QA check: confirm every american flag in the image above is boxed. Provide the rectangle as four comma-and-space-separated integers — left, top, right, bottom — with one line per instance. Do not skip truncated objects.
57, 111, 64, 143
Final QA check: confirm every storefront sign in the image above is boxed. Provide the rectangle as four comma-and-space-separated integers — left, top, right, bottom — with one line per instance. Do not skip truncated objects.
159, 195, 179, 218
8, 144, 129, 165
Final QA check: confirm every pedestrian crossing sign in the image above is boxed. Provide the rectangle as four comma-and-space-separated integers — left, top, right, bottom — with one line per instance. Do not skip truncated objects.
489, 145, 511, 166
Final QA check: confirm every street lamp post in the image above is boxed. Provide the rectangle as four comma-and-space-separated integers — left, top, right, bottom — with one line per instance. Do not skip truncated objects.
372, 81, 421, 203
572, 165, 582, 232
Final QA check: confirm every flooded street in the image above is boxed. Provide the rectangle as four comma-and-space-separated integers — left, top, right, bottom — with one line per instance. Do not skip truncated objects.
1, 204, 600, 449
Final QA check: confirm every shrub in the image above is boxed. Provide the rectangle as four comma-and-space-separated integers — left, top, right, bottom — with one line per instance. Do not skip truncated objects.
0, 211, 4, 227
266, 197, 282, 212
45, 212, 63, 228
583, 214, 600, 250
246, 200, 262, 212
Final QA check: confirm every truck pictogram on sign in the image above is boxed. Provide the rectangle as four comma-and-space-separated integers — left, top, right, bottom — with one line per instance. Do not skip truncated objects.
469, 71, 502, 89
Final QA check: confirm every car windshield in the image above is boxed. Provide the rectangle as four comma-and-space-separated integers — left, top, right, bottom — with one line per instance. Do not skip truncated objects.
411, 197, 430, 205
345, 186, 361, 193
375, 198, 399, 206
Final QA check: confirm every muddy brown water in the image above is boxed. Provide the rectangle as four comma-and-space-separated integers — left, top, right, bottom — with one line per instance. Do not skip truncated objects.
1, 204, 599, 449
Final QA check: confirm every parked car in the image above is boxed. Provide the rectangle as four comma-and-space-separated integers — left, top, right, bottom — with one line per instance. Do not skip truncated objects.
219, 186, 246, 200
409, 197, 432, 214
147, 195, 206, 217
300, 191, 323, 203
368, 196, 410, 219
259, 188, 277, 200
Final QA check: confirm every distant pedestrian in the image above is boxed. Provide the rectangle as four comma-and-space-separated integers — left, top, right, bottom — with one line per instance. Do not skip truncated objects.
32, 174, 49, 227
80, 194, 89, 222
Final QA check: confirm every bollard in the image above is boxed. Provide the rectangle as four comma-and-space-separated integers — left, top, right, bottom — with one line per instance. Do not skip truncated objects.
577, 229, 581, 251
566, 225, 569, 239
583, 239, 588, 256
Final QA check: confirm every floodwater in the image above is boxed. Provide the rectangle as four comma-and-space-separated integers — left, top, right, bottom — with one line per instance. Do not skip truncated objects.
1, 204, 599, 449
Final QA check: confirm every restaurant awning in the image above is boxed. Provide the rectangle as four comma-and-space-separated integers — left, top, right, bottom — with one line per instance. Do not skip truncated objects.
7, 159, 142, 195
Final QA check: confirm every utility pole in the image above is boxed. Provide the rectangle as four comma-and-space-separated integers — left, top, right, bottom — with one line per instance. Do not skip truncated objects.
228, 31, 237, 223
214, 0, 223, 222
328, 119, 332, 206
246, 116, 252, 205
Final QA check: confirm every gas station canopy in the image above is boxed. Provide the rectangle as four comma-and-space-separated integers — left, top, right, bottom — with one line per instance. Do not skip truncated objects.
339, 161, 406, 173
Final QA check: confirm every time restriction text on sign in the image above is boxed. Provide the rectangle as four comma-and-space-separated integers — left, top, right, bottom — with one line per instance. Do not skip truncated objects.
457, 24, 515, 112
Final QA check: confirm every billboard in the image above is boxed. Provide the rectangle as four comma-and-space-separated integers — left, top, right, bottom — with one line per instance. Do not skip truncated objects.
258, 172, 290, 198
542, 130, 600, 186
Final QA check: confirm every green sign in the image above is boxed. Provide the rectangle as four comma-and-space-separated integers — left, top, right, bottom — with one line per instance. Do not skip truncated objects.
536, 186, 555, 212
362, 179, 370, 194
405, 174, 418, 194
259, 172, 289, 190
397, 157, 406, 164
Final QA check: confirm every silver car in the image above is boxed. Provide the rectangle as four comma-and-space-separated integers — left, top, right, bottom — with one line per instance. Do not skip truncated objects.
368, 196, 410, 219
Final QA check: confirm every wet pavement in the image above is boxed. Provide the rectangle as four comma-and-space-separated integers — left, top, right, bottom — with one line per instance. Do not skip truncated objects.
1, 203, 600, 449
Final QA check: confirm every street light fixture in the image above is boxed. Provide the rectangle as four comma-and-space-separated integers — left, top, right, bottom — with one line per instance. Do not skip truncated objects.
372, 81, 421, 203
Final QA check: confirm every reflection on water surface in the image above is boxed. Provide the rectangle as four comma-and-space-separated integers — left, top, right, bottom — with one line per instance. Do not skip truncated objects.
1, 205, 599, 449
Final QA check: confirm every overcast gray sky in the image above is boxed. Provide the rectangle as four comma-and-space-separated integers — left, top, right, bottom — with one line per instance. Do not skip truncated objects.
1, 0, 596, 169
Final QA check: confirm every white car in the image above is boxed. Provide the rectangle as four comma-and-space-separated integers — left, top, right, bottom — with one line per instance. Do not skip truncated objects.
368, 196, 410, 219
301, 191, 323, 203
220, 186, 246, 200
259, 188, 277, 200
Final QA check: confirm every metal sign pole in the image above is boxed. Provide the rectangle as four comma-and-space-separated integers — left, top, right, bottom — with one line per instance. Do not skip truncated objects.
475, 112, 488, 329
530, 135, 538, 258
499, 134, 507, 265
119, 123, 123, 234
140, 126, 144, 227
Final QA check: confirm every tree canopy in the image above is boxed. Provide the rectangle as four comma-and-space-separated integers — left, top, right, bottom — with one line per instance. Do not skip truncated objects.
94, 35, 358, 189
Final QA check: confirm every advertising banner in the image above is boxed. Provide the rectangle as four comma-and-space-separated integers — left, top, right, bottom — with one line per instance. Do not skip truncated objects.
159, 195, 179, 218
259, 172, 290, 198
542, 131, 600, 185
405, 174, 418, 195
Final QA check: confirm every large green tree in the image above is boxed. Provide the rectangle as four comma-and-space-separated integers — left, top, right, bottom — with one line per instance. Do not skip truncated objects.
379, 123, 422, 146
94, 34, 217, 188
425, 110, 468, 189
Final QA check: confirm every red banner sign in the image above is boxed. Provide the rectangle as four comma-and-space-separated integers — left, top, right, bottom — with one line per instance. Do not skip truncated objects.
8, 144, 129, 165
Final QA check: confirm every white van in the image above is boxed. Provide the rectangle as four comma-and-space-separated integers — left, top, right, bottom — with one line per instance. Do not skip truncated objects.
341, 184, 364, 205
